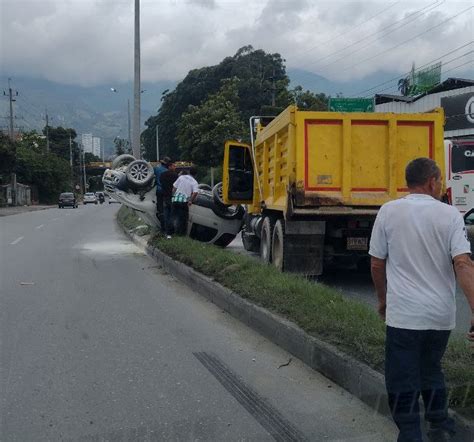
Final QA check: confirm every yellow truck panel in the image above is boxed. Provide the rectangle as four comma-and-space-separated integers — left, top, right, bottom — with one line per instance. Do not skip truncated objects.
241, 106, 445, 213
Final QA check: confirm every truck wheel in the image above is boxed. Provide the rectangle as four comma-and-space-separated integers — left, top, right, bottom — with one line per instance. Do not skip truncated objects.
242, 230, 260, 253
260, 216, 274, 264
272, 219, 285, 271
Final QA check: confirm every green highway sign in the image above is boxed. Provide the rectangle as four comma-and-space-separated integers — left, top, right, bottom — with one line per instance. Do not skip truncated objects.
328, 98, 375, 112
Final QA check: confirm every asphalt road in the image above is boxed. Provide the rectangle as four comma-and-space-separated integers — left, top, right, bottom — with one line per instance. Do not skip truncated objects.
228, 235, 473, 336
0, 204, 398, 441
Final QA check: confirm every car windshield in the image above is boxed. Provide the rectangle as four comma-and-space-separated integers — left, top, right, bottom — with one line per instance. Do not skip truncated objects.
60, 193, 73, 197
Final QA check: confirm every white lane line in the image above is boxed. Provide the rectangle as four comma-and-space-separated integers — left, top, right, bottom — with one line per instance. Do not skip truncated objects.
52, 217, 59, 221
10, 236, 24, 245
35, 224, 44, 229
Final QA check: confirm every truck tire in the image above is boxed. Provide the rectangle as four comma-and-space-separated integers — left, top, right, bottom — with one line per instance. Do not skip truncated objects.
126, 160, 154, 189
242, 230, 260, 253
260, 216, 274, 264
272, 219, 285, 271
112, 154, 135, 169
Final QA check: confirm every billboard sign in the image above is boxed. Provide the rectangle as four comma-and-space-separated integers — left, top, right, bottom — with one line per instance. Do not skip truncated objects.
328, 98, 374, 112
441, 92, 474, 131
409, 62, 442, 95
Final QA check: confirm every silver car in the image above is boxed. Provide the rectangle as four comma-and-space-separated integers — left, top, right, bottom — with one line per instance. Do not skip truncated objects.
83, 192, 98, 205
102, 155, 243, 246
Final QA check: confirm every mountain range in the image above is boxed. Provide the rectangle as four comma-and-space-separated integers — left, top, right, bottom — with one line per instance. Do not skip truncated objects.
1, 70, 402, 157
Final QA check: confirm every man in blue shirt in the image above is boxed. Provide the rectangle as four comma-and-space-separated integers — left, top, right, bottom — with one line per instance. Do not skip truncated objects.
154, 156, 171, 232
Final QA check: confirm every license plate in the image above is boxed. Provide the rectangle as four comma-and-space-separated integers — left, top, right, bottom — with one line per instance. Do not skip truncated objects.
347, 237, 368, 251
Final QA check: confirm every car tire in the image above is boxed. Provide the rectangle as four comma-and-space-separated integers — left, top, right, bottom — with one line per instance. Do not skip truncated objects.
212, 182, 227, 209
260, 216, 274, 264
272, 219, 285, 271
58, 205, 62, 208
198, 184, 212, 191
112, 154, 136, 170
126, 160, 155, 189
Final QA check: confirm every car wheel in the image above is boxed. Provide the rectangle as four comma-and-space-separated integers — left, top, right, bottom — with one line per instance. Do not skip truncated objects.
212, 182, 227, 209
126, 160, 154, 189
58, 205, 62, 208
272, 219, 285, 271
112, 154, 136, 170
260, 216, 274, 264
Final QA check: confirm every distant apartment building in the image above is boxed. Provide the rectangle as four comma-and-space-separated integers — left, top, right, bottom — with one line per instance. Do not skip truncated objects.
81, 133, 94, 154
92, 137, 101, 158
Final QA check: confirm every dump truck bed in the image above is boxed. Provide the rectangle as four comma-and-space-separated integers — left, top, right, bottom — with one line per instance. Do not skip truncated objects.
252, 106, 445, 213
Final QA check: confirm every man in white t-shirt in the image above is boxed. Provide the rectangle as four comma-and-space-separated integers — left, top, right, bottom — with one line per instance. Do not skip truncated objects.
369, 158, 474, 442
169, 167, 199, 237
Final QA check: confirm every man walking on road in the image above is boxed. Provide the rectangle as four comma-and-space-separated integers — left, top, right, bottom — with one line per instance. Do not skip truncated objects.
170, 166, 199, 237
159, 161, 179, 237
369, 158, 474, 442
154, 156, 171, 232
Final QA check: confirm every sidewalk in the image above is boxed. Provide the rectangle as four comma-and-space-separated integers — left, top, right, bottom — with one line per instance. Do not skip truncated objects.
0, 205, 55, 217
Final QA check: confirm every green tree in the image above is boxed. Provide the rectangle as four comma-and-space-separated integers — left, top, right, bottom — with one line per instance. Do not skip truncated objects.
289, 86, 329, 110
84, 152, 101, 164
142, 46, 290, 162
114, 137, 131, 156
0, 132, 16, 183
15, 146, 72, 203
177, 79, 247, 167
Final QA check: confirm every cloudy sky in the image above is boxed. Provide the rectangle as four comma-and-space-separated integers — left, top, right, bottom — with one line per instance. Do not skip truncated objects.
1, 0, 473, 87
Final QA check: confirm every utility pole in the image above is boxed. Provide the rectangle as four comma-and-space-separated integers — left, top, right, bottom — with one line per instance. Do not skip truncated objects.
45, 109, 50, 153
132, 0, 141, 158
4, 78, 17, 139
155, 124, 159, 161
271, 67, 276, 107
127, 98, 132, 152
82, 144, 87, 193
69, 133, 74, 189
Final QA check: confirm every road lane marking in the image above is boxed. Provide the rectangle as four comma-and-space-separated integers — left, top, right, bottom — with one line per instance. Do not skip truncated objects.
35, 224, 44, 229
52, 217, 59, 221
10, 236, 24, 245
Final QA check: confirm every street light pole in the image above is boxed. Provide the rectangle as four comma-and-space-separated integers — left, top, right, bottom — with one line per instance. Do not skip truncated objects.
127, 99, 132, 151
132, 0, 141, 158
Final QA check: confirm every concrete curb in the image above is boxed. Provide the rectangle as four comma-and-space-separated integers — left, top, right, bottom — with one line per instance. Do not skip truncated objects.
119, 222, 473, 438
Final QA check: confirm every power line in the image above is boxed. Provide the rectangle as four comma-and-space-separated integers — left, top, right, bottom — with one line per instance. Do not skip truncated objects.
337, 5, 473, 75
362, 49, 474, 97
300, 0, 443, 72
292, 1, 401, 64
350, 41, 473, 97
307, 0, 444, 73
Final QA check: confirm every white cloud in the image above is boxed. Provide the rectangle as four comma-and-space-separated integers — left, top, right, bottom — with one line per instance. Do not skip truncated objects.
1, 0, 472, 86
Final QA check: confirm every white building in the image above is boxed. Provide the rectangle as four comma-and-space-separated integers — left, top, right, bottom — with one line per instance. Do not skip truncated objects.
375, 78, 474, 139
92, 137, 101, 158
81, 133, 94, 154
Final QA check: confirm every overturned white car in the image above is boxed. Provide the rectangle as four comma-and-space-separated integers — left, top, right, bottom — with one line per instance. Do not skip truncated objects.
102, 155, 244, 247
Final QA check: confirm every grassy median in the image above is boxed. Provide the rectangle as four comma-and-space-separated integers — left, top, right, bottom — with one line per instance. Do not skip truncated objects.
118, 206, 474, 417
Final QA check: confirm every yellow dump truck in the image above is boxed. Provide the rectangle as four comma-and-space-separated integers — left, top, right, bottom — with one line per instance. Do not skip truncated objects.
222, 105, 445, 275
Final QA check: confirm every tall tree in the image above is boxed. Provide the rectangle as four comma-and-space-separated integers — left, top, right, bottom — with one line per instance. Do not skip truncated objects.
177, 78, 246, 167
142, 46, 290, 161
289, 86, 329, 110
